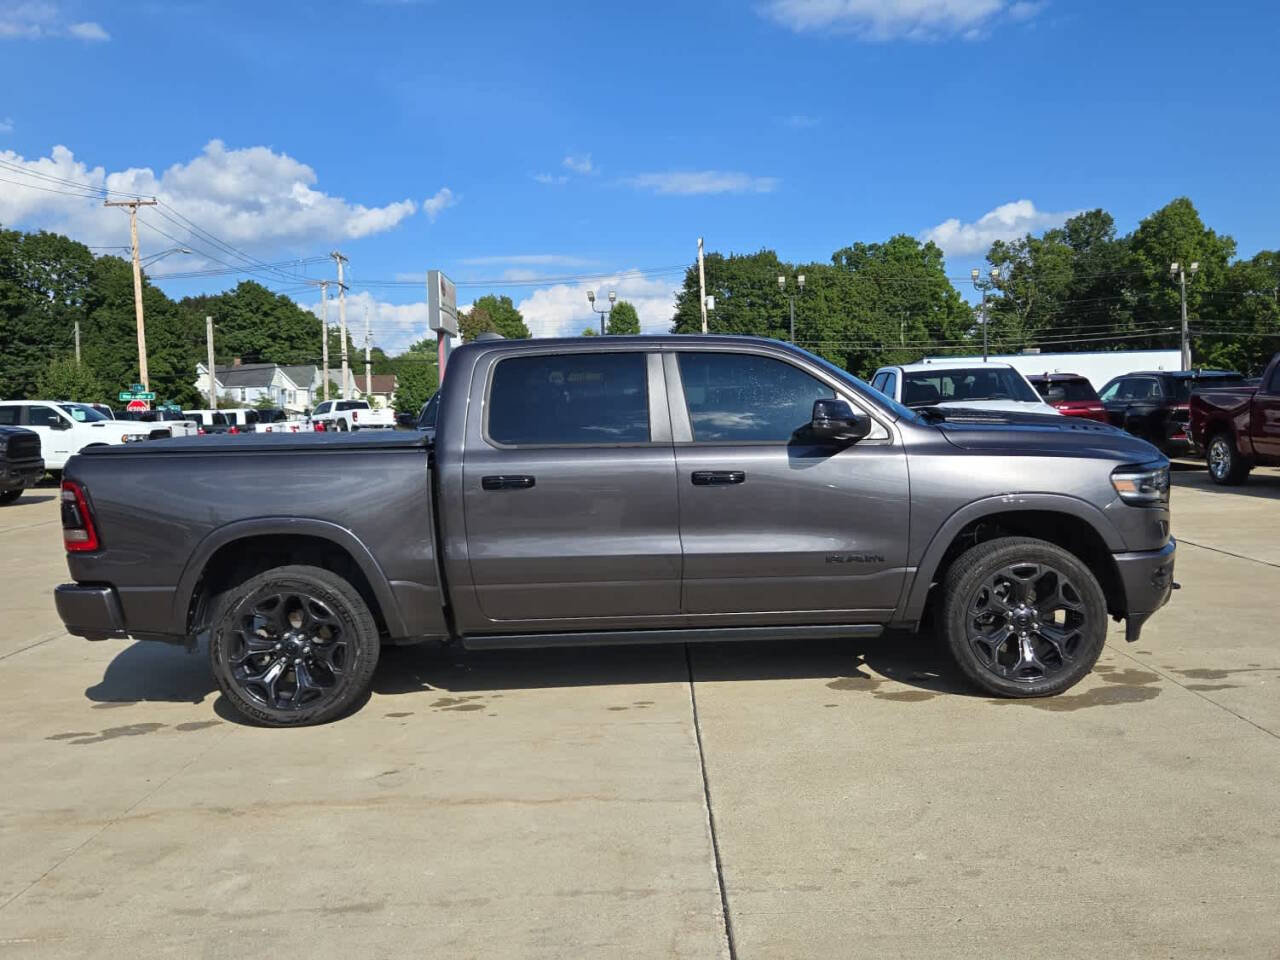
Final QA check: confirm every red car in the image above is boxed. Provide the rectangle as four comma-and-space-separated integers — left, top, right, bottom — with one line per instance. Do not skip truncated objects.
1027, 374, 1108, 422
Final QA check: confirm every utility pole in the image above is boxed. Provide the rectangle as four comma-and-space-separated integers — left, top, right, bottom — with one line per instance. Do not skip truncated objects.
777, 274, 805, 343
364, 303, 372, 396
697, 237, 708, 334
331, 251, 350, 398
1171, 261, 1199, 370
74, 320, 81, 363
205, 316, 217, 409
971, 267, 1000, 362
319, 280, 331, 401
104, 198, 158, 389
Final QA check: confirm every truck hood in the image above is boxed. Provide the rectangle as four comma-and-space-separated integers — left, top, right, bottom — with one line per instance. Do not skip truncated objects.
932, 398, 1062, 416
927, 406, 1163, 462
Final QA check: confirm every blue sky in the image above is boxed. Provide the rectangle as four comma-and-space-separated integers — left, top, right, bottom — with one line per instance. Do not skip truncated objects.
1, 0, 1276, 350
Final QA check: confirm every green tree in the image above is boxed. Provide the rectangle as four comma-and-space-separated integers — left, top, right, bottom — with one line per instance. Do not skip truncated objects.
606, 300, 641, 335
580, 327, 599, 336
393, 356, 436, 415
458, 294, 530, 341
35, 358, 107, 403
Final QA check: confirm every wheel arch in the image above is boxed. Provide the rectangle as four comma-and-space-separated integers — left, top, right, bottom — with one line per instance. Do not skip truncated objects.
176, 518, 405, 640
896, 496, 1125, 628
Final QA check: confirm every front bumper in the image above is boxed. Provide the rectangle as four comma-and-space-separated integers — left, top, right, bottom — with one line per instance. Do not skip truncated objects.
54, 583, 126, 641
1112, 539, 1177, 642
1, 458, 45, 490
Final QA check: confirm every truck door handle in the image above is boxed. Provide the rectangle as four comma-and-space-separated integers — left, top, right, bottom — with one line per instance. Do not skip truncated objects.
691, 470, 746, 486
482, 475, 536, 491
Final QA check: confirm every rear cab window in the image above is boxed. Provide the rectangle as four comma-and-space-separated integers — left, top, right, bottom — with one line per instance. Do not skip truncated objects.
0, 406, 19, 426
487, 352, 650, 446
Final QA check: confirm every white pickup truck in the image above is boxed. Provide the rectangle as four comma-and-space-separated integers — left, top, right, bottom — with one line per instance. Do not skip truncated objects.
309, 399, 395, 431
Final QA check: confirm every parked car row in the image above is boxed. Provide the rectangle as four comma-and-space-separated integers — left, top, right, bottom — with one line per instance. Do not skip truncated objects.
1189, 351, 1280, 485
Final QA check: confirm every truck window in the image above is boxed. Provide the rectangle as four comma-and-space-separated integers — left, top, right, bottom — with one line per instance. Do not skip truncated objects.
1269, 366, 1280, 394
883, 370, 898, 399
488, 352, 650, 445
0, 405, 19, 426
25, 405, 63, 427
677, 352, 833, 442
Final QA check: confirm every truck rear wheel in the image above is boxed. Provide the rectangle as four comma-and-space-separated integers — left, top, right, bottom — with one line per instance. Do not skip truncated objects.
1207, 432, 1250, 485
940, 537, 1107, 698
208, 564, 380, 726
0, 489, 22, 505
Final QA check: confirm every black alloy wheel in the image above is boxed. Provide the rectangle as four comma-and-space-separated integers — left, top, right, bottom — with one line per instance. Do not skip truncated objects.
209, 565, 379, 725
941, 537, 1106, 698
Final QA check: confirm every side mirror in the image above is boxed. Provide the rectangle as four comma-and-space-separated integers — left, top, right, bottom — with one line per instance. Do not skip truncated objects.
51, 418, 73, 431
809, 398, 872, 444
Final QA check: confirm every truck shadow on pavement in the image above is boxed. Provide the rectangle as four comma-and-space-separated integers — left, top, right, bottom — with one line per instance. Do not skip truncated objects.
372, 630, 973, 700
1171, 462, 1280, 500
84, 629, 982, 724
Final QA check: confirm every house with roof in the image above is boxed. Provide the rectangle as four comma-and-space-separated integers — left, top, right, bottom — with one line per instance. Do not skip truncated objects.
194, 361, 322, 414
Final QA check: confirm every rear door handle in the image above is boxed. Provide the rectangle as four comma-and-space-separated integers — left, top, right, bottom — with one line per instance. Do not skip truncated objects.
482, 475, 536, 491
691, 470, 746, 486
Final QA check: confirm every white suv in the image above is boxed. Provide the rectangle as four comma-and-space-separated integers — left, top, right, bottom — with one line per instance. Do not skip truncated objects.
0, 401, 149, 470
870, 361, 1061, 416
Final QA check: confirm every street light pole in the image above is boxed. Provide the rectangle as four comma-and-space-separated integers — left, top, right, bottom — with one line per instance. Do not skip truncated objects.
777, 273, 805, 342
1171, 261, 1199, 370
586, 289, 616, 334
970, 267, 1000, 361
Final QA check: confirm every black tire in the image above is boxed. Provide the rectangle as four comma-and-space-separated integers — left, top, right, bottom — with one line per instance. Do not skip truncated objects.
337, 419, 349, 432
0, 488, 22, 505
1206, 431, 1250, 486
941, 536, 1107, 698
208, 564, 380, 726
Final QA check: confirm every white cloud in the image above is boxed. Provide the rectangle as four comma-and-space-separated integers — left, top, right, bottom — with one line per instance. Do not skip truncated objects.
920, 199, 1081, 255
300, 290, 430, 357
532, 172, 568, 185
516, 271, 679, 338
562, 153, 594, 175
422, 186, 457, 222
0, 117, 12, 134
0, 3, 110, 40
759, 0, 1041, 40
0, 140, 418, 253
65, 19, 108, 40
625, 170, 779, 196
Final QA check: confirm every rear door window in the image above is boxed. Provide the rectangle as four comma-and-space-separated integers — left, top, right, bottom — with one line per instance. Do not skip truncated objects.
677, 352, 833, 443
488, 352, 650, 445
0, 406, 19, 426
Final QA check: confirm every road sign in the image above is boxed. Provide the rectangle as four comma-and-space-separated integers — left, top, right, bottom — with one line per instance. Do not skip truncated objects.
427, 269, 458, 336
125, 399, 149, 413
118, 391, 156, 401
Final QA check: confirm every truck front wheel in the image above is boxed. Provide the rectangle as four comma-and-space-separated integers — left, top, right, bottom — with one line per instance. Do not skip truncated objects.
940, 537, 1107, 698
208, 564, 380, 726
1207, 432, 1250, 486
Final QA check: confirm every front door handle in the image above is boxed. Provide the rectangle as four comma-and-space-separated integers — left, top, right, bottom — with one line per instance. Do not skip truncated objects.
482, 475, 536, 491
691, 470, 746, 486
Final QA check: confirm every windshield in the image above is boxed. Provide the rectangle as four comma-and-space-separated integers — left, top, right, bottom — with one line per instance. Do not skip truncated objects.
1173, 375, 1246, 402
901, 367, 1039, 406
58, 403, 110, 422
1033, 378, 1098, 403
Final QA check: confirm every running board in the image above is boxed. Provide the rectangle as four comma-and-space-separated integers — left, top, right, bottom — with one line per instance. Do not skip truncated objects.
462, 623, 883, 651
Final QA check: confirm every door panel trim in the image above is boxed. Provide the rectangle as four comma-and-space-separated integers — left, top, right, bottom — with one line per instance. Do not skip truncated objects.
463, 622, 883, 649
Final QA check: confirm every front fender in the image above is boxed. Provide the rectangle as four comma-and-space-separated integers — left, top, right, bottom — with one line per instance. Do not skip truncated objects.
894, 493, 1125, 626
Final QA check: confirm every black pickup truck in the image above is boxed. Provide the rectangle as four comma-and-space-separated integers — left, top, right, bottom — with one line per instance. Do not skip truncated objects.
0, 426, 44, 505
55, 336, 1177, 725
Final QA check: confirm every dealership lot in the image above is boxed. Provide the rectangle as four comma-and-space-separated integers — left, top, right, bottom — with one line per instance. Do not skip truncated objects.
1, 469, 1278, 959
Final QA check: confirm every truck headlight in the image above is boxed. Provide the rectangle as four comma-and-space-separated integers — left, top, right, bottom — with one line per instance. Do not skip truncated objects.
1112, 463, 1170, 506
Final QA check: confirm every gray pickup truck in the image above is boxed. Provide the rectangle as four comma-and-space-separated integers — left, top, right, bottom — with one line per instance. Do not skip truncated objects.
55, 336, 1176, 725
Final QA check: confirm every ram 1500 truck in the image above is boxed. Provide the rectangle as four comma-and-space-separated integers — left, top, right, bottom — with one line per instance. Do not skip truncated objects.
1190, 351, 1280, 485
54, 336, 1178, 726
1, 426, 44, 505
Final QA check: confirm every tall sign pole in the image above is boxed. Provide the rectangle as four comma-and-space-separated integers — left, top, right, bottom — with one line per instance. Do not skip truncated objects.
364, 303, 373, 396
104, 198, 159, 389
427, 270, 458, 386
319, 280, 331, 401
331, 251, 350, 397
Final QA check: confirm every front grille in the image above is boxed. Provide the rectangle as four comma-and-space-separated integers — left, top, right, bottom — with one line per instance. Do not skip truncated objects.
7, 434, 40, 461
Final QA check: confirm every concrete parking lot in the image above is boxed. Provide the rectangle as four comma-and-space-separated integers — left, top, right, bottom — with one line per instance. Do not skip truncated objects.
2, 469, 1278, 959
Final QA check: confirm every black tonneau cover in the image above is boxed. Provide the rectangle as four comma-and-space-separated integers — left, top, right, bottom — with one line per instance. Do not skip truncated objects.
77, 431, 429, 456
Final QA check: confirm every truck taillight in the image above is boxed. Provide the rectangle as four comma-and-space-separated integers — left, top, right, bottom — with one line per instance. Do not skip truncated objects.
61, 480, 101, 552
352, 410, 359, 422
